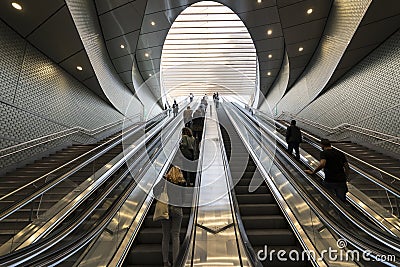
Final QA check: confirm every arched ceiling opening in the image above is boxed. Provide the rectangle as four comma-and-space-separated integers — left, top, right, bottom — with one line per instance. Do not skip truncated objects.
160, 1, 257, 104
4, 0, 397, 116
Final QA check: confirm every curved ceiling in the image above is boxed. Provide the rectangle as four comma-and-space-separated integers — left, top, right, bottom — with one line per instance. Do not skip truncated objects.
0, 0, 399, 111
160, 1, 257, 101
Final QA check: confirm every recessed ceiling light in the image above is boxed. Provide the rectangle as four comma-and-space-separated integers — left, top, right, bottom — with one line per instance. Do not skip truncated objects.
145, 53, 149, 57
120, 44, 125, 49
12, 2, 22, 10
298, 47, 304, 52
149, 73, 152, 77
267, 72, 271, 76
257, 0, 262, 3
268, 54, 272, 59
76, 66, 83, 71
267, 29, 272, 35
151, 21, 156, 26
307, 8, 313, 14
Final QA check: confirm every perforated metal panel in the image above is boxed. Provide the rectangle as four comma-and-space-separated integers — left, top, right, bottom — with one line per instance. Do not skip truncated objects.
0, 22, 25, 103
299, 30, 400, 155
0, 20, 124, 168
274, 0, 372, 114
65, 0, 149, 117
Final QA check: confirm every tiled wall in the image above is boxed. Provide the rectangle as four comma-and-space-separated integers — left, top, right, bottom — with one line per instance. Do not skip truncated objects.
299, 30, 400, 156
65, 0, 148, 117
0, 20, 124, 169
275, 0, 371, 114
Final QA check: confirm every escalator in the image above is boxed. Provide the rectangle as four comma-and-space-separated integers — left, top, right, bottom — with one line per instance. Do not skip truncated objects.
0, 118, 163, 248
0, 144, 96, 199
276, 119, 400, 189
299, 141, 399, 214
0, 142, 121, 248
226, 103, 400, 265
218, 108, 309, 267
0, 114, 179, 266
333, 142, 400, 178
126, 202, 191, 266
268, 119, 400, 217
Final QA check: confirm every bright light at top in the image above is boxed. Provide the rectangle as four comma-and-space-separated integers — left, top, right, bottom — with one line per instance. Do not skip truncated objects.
307, 8, 313, 14
12, 2, 22, 10
161, 1, 257, 103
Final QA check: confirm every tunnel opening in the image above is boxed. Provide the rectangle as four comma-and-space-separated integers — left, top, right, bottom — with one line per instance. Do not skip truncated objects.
160, 1, 258, 106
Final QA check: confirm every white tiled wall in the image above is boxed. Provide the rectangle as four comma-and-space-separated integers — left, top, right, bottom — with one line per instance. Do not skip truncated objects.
0, 20, 124, 169
299, 30, 400, 155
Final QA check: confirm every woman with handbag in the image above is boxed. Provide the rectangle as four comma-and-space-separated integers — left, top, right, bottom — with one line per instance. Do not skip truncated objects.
153, 166, 186, 267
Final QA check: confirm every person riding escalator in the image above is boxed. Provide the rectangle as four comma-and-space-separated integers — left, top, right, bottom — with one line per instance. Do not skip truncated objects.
153, 166, 186, 267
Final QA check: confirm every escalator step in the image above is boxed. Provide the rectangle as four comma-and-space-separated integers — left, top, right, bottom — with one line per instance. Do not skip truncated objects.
128, 244, 163, 265
239, 204, 280, 216
246, 229, 296, 246
242, 215, 288, 229
236, 194, 274, 204
235, 186, 268, 194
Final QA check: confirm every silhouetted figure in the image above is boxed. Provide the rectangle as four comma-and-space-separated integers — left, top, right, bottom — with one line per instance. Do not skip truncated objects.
191, 109, 204, 142
200, 97, 208, 112
172, 100, 178, 117
286, 120, 302, 160
164, 104, 170, 117
305, 139, 350, 202
214, 92, 219, 109
183, 106, 193, 128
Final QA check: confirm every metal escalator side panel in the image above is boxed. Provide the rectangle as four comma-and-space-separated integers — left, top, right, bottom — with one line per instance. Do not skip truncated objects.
224, 102, 357, 267
244, 106, 400, 237
182, 100, 252, 267
227, 102, 400, 265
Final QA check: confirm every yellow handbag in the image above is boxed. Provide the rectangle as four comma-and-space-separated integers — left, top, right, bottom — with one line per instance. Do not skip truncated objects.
153, 185, 169, 221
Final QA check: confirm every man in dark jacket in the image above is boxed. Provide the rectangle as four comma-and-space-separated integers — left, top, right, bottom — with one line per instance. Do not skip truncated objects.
305, 139, 349, 202
285, 120, 302, 160
191, 109, 204, 142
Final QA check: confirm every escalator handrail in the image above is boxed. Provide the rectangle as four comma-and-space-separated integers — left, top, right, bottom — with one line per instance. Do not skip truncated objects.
0, 114, 166, 221
228, 103, 400, 258
105, 99, 196, 267
0, 117, 170, 254
239, 105, 400, 235
234, 103, 400, 244
301, 132, 400, 198
217, 103, 262, 267
85, 103, 189, 266
0, 112, 164, 203
0, 107, 167, 159
246, 106, 400, 201
174, 104, 207, 267
0, 108, 183, 266
256, 108, 400, 184
223, 101, 327, 267
279, 111, 400, 145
